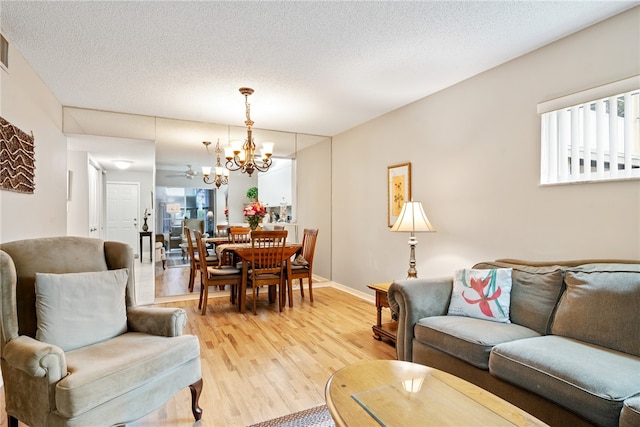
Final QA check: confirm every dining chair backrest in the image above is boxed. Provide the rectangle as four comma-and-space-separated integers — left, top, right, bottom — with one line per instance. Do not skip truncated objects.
216, 224, 228, 237
300, 228, 319, 268
249, 230, 288, 271
193, 231, 209, 276
185, 226, 196, 257
229, 227, 251, 243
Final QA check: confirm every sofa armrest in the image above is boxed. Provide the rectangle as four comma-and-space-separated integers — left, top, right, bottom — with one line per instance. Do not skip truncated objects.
127, 307, 187, 337
3, 335, 66, 382
388, 277, 453, 362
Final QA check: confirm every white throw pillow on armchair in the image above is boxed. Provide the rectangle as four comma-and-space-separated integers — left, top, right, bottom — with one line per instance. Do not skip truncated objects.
35, 269, 129, 351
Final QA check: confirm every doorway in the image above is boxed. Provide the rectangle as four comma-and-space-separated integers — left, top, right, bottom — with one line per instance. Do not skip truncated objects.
105, 182, 140, 256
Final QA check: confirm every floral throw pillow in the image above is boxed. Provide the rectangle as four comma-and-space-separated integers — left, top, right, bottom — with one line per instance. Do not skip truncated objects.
447, 268, 513, 323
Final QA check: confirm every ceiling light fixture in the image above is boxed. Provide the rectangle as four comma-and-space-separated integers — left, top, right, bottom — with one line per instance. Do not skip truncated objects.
201, 139, 229, 188
224, 87, 274, 176
112, 159, 133, 170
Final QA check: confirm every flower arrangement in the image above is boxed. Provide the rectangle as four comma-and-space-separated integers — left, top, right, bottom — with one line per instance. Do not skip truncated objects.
142, 208, 151, 231
243, 201, 267, 230
224, 207, 229, 222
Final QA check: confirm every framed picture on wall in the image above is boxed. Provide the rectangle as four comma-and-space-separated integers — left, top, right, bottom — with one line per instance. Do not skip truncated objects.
387, 162, 411, 227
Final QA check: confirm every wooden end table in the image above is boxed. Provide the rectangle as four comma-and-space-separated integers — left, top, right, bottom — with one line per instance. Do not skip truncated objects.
367, 282, 397, 344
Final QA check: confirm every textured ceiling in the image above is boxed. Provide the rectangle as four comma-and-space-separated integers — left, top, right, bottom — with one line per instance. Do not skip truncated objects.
1, 1, 637, 171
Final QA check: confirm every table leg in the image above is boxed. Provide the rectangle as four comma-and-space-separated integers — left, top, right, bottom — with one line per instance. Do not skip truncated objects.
139, 233, 143, 263
286, 261, 293, 308
239, 262, 248, 313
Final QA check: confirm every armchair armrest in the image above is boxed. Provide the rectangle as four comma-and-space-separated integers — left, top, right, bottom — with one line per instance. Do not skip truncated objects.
388, 277, 453, 362
127, 307, 187, 337
3, 335, 66, 382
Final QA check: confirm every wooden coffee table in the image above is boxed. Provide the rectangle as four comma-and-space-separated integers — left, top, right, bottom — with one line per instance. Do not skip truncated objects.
325, 360, 547, 427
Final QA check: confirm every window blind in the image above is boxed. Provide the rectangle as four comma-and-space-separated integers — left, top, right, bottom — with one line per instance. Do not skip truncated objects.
539, 85, 640, 185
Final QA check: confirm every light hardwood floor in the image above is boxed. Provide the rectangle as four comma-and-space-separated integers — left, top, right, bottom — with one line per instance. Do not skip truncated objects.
2, 286, 397, 427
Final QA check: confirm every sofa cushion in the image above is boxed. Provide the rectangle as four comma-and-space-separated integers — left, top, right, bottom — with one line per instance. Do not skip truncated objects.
35, 269, 129, 351
473, 262, 564, 334
415, 316, 540, 369
621, 395, 640, 427
447, 268, 512, 323
551, 263, 640, 357
56, 332, 200, 417
490, 335, 640, 427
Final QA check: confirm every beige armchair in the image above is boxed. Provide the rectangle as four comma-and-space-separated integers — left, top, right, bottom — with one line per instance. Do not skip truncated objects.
0, 236, 203, 427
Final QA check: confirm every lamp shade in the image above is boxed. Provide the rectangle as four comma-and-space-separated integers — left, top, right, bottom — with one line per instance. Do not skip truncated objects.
391, 201, 435, 233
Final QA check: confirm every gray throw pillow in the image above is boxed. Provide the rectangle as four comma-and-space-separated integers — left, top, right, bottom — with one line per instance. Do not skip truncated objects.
551, 264, 640, 357
35, 269, 129, 351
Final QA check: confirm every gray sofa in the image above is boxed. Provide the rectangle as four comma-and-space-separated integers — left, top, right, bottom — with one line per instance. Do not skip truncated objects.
388, 259, 640, 427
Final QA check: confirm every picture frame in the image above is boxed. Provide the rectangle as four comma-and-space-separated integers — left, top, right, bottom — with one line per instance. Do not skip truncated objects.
387, 162, 411, 227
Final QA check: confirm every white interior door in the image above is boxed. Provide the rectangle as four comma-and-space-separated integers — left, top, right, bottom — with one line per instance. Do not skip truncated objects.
106, 182, 139, 254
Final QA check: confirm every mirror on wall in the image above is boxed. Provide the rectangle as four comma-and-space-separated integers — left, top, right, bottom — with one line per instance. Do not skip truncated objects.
60, 107, 331, 302
66, 134, 156, 304
154, 122, 332, 299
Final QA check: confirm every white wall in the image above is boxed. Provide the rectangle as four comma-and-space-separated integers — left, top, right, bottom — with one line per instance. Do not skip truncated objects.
0, 37, 67, 242
331, 7, 640, 293
259, 158, 292, 207
296, 137, 332, 279
66, 151, 90, 236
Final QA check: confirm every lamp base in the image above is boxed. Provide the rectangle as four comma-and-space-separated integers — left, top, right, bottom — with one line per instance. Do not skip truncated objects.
406, 237, 419, 279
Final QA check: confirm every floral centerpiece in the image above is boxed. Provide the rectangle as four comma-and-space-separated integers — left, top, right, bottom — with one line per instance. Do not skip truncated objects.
243, 201, 267, 230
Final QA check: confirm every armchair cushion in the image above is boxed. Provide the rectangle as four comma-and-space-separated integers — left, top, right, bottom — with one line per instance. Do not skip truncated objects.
35, 269, 129, 351
57, 332, 200, 418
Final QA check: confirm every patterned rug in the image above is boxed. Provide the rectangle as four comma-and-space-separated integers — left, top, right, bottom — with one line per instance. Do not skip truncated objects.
248, 405, 335, 427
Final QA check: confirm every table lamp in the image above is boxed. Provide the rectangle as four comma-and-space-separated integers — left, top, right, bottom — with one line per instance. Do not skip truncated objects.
391, 201, 435, 279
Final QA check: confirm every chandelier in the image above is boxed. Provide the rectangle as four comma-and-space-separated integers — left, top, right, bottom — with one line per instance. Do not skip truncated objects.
201, 139, 229, 188
224, 87, 274, 176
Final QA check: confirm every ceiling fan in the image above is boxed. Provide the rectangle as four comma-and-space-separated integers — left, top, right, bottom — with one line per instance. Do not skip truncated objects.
165, 165, 199, 180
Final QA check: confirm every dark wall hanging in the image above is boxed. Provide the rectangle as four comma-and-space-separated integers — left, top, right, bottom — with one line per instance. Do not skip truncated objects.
0, 116, 35, 194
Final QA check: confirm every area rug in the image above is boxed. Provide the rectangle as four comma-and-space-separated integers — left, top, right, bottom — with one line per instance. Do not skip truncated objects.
248, 405, 335, 427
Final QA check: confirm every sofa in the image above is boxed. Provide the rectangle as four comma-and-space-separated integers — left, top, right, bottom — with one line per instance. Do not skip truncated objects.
388, 259, 640, 427
0, 237, 203, 426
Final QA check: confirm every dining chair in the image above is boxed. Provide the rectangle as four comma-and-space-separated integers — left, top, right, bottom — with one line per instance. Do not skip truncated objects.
229, 227, 251, 243
194, 231, 242, 315
216, 224, 229, 237
185, 226, 218, 292
247, 230, 288, 314
287, 228, 319, 302
224, 227, 252, 266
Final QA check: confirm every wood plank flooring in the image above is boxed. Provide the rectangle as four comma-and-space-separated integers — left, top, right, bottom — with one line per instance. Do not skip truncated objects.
2, 286, 397, 427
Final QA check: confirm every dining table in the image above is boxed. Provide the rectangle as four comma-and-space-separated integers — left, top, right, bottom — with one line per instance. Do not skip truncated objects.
215, 242, 302, 313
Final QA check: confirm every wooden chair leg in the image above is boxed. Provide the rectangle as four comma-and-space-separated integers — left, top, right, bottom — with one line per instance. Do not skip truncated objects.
308, 277, 314, 302
299, 278, 305, 298
253, 285, 258, 315
189, 378, 204, 421
188, 267, 195, 292
198, 283, 204, 310
201, 286, 209, 315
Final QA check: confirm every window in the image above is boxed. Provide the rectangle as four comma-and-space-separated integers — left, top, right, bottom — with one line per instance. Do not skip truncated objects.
538, 78, 640, 185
